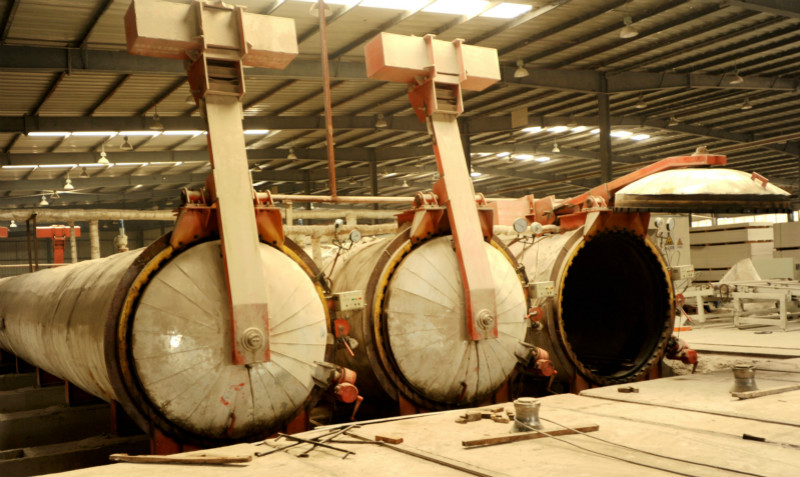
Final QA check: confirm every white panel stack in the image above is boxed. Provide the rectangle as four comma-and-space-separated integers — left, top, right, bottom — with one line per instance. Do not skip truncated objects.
690, 222, 774, 283
773, 222, 800, 280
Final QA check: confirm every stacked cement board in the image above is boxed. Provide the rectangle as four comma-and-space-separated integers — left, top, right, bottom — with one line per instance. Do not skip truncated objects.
690, 223, 774, 283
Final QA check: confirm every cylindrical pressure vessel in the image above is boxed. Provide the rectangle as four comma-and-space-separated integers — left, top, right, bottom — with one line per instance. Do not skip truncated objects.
0, 235, 329, 445
329, 230, 528, 413
507, 214, 674, 386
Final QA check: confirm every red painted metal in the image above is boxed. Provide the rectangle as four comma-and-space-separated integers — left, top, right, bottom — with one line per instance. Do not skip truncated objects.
36, 226, 80, 264
65, 381, 103, 406
317, 0, 337, 198
284, 409, 307, 435
565, 154, 727, 209
36, 367, 64, 387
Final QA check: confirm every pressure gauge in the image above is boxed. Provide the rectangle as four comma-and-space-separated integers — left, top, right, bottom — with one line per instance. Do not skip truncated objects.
512, 218, 529, 234
349, 229, 362, 243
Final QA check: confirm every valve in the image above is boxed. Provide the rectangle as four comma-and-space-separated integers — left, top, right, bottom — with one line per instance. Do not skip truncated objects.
313, 362, 363, 421
514, 342, 557, 377
665, 336, 698, 373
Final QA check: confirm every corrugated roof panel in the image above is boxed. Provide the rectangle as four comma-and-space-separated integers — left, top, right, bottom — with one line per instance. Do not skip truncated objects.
94, 75, 185, 116
7, 0, 106, 46
38, 72, 121, 116
86, 0, 133, 48
242, 77, 309, 116
0, 72, 59, 115
298, 5, 401, 56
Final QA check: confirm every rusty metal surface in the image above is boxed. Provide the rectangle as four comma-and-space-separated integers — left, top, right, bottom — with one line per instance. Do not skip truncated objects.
615, 168, 791, 212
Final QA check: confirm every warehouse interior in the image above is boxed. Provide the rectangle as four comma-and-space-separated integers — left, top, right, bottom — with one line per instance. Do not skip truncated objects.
0, 0, 799, 476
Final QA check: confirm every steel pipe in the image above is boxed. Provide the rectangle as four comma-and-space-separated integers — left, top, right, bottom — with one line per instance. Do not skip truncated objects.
0, 235, 329, 445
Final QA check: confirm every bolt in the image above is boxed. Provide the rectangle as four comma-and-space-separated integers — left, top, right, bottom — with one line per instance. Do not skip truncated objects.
241, 327, 265, 351
477, 309, 494, 329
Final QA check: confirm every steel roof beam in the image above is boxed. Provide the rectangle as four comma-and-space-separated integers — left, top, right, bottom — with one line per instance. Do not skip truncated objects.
2, 45, 795, 94
727, 0, 800, 18
0, 0, 20, 43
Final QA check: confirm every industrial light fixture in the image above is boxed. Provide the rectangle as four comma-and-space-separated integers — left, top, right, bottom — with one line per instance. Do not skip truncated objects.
375, 113, 388, 128
287, 148, 298, 160
120, 136, 133, 151
63, 176, 74, 190
80, 167, 89, 178
9, 220, 17, 228
402, 179, 409, 187
470, 167, 481, 178
635, 94, 647, 109
98, 147, 109, 164
513, 59, 529, 79
729, 68, 744, 85
50, 191, 60, 199
740, 98, 753, 110
668, 116, 680, 126
552, 142, 560, 153
619, 16, 638, 39
566, 115, 578, 128
39, 195, 49, 207
150, 107, 164, 130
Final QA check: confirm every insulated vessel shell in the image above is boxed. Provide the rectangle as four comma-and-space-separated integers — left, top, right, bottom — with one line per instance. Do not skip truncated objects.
0, 235, 329, 445
329, 230, 528, 412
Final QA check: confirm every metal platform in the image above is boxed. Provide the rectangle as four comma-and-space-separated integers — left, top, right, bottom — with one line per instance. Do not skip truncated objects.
52, 359, 800, 477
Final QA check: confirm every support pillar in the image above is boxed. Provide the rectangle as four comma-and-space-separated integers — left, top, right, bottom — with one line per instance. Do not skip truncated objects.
89, 220, 100, 259
69, 221, 78, 263
370, 151, 379, 224
598, 74, 612, 183
311, 237, 322, 266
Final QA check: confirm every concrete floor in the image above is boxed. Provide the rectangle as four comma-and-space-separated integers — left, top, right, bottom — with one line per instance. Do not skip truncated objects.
50, 357, 800, 477
677, 319, 800, 358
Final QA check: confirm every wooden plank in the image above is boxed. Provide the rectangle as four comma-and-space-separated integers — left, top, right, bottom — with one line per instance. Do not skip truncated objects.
109, 453, 252, 464
462, 424, 599, 448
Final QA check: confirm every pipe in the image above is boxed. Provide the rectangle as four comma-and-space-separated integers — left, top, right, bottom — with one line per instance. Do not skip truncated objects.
0, 209, 175, 222
285, 223, 397, 239
271, 194, 413, 205
0, 236, 329, 445
289, 209, 399, 220
317, 0, 336, 198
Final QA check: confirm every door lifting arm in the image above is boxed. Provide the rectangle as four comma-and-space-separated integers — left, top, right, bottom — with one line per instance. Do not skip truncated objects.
125, 0, 299, 364
364, 33, 502, 341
